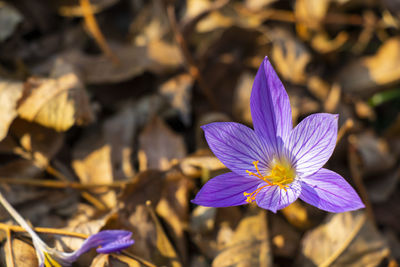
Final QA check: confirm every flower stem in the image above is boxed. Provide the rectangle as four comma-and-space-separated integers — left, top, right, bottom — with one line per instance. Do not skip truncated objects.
0, 191, 44, 245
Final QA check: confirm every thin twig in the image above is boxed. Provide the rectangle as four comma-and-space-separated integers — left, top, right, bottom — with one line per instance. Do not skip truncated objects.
166, 3, 219, 111
0, 177, 129, 189
79, 0, 120, 65
0, 223, 88, 239
5, 227, 15, 267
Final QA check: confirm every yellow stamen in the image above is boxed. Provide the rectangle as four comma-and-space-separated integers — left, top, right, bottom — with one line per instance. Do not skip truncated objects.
44, 252, 62, 267
244, 159, 295, 203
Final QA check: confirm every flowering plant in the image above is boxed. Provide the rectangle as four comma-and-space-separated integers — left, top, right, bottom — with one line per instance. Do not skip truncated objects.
192, 57, 364, 213
0, 192, 134, 267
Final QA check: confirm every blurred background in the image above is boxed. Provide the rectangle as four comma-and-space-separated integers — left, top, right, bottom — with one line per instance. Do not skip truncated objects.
0, 0, 399, 266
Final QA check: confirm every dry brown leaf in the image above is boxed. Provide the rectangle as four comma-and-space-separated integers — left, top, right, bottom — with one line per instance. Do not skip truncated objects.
311, 31, 349, 54
0, 79, 23, 141
118, 170, 183, 266
212, 208, 272, 267
2, 238, 38, 267
366, 166, 400, 203
102, 106, 138, 180
156, 172, 192, 265
351, 132, 396, 176
180, 149, 226, 178
159, 74, 193, 126
183, 0, 233, 33
269, 28, 311, 84
39, 41, 182, 84
54, 204, 108, 253
72, 130, 116, 208
189, 206, 218, 259
0, 119, 64, 179
298, 210, 390, 267
131, 0, 170, 46
138, 116, 186, 171
17, 64, 93, 132
337, 37, 400, 93
295, 0, 330, 31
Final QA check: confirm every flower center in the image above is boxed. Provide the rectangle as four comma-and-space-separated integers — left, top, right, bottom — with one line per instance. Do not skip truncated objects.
243, 159, 296, 203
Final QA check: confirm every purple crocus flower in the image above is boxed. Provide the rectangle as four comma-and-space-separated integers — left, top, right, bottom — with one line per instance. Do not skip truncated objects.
34, 230, 134, 267
192, 57, 364, 213
31, 230, 134, 267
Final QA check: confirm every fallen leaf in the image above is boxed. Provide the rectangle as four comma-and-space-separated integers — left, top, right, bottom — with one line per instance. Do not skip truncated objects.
2, 238, 38, 267
337, 37, 400, 93
212, 208, 272, 267
297, 210, 390, 267
17, 61, 93, 132
351, 132, 396, 176
36, 41, 183, 84
269, 28, 311, 84
138, 116, 186, 171
0, 79, 24, 141
159, 74, 193, 126
180, 149, 226, 178
156, 172, 192, 265
72, 129, 116, 208
295, 0, 330, 31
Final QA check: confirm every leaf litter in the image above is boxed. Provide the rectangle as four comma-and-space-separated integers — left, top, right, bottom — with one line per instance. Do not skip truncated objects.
0, 0, 399, 266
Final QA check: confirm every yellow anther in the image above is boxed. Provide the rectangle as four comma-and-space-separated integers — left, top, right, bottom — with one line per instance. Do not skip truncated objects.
244, 158, 295, 202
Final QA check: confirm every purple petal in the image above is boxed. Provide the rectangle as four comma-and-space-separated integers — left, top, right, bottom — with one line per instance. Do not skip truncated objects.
201, 122, 273, 176
191, 172, 262, 207
300, 168, 365, 212
287, 113, 338, 177
68, 230, 134, 261
255, 180, 301, 213
250, 57, 292, 153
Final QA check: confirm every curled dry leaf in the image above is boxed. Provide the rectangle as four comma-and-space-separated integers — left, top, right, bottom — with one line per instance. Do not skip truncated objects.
17, 67, 93, 132
212, 208, 272, 267
0, 79, 24, 141
337, 37, 400, 93
298, 210, 390, 267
